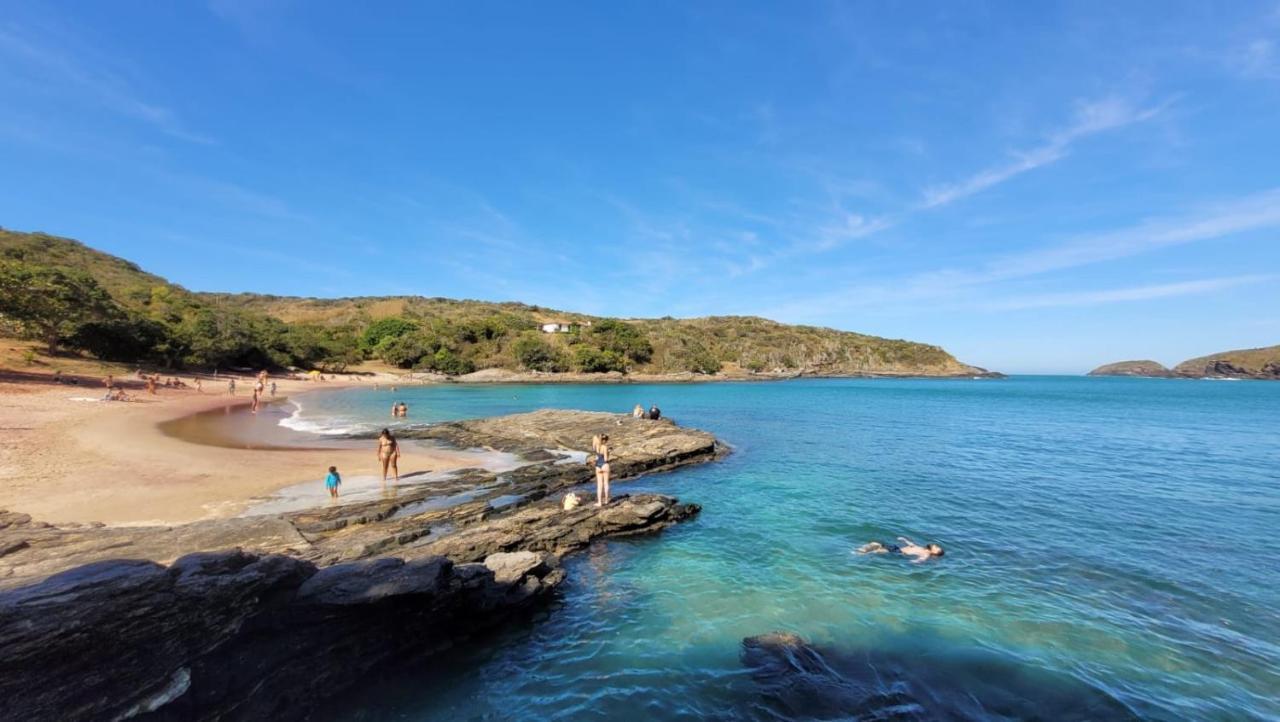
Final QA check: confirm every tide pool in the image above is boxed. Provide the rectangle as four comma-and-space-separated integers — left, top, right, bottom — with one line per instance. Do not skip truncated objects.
297, 377, 1279, 721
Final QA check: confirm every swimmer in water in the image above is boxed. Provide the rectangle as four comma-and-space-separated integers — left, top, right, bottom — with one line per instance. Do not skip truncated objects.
858, 537, 944, 562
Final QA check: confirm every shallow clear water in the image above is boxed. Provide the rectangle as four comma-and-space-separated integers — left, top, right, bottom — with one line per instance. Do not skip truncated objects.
292, 377, 1279, 721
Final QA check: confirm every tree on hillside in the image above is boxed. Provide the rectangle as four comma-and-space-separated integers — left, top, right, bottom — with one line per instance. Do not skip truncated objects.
511, 333, 565, 372
573, 346, 626, 373
0, 260, 118, 352
588, 319, 653, 364
359, 317, 419, 354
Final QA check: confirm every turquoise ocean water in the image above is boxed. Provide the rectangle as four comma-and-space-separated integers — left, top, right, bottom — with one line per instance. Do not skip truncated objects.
291, 377, 1279, 721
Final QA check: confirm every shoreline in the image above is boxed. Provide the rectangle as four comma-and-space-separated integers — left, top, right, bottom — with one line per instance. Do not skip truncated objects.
0, 372, 487, 525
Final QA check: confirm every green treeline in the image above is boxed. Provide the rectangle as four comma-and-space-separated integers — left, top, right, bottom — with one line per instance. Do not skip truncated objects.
0, 229, 967, 376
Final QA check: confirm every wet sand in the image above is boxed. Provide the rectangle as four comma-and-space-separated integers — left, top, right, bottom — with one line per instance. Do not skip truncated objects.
0, 375, 491, 525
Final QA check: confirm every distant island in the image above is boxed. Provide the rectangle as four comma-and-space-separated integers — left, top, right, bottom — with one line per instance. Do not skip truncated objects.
0, 228, 997, 379
1089, 346, 1280, 380
1087, 360, 1173, 377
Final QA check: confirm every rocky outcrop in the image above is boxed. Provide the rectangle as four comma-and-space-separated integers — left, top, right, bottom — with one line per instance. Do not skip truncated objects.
0, 495, 697, 721
1087, 360, 1173, 377
0, 409, 718, 721
0, 548, 560, 721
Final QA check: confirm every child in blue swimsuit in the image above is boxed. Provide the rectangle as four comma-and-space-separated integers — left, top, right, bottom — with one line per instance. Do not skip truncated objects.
325, 466, 341, 498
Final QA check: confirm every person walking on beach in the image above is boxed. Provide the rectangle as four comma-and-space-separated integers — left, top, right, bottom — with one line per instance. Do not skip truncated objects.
270, 381, 276, 397
592, 433, 612, 506
377, 428, 400, 483
228, 378, 236, 395
194, 378, 203, 393
325, 466, 342, 499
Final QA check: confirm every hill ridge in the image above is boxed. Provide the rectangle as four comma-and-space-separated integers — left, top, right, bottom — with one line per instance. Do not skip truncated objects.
1, 227, 992, 378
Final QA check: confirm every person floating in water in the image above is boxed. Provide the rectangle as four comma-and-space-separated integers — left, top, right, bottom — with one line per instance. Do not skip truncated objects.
592, 433, 612, 506
398, 402, 408, 417
377, 428, 400, 483
857, 537, 945, 562
325, 465, 342, 498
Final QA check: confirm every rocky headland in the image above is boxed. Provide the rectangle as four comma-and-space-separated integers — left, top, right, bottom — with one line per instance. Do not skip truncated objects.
1171, 344, 1280, 379
1089, 344, 1280, 380
0, 410, 719, 721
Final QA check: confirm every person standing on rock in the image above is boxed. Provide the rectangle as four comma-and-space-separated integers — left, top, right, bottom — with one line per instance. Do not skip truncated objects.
593, 434, 612, 506
377, 428, 400, 483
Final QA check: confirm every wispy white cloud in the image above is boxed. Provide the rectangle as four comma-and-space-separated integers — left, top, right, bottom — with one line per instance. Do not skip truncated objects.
920, 96, 1167, 209
763, 186, 1280, 319
983, 274, 1277, 311
0, 25, 213, 144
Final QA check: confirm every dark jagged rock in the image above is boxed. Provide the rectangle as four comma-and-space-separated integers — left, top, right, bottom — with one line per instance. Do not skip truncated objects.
0, 548, 564, 722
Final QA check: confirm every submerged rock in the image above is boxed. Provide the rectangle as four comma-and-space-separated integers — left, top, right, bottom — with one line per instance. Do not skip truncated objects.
740, 632, 1142, 721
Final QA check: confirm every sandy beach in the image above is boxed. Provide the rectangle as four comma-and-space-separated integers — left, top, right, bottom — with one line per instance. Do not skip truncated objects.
0, 372, 487, 525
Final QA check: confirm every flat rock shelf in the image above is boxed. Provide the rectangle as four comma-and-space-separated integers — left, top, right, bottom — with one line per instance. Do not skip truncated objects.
0, 410, 722, 722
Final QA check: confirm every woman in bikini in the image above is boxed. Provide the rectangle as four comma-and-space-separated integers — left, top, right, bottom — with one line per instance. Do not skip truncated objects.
593, 433, 612, 506
377, 428, 400, 483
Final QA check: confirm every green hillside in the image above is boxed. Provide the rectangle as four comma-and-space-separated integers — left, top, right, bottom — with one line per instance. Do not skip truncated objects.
0, 227, 987, 377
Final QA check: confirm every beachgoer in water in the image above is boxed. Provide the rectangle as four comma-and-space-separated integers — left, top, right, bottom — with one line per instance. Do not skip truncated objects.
648, 404, 661, 420
632, 404, 645, 418
377, 428, 400, 483
325, 465, 342, 498
391, 401, 400, 417
593, 433, 612, 506
857, 537, 944, 562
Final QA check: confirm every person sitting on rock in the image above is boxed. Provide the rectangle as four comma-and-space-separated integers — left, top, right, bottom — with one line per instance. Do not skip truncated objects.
857, 537, 944, 562
648, 404, 661, 420
632, 404, 645, 418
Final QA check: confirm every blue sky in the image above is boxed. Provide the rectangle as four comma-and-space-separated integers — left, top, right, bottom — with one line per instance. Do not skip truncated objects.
2, 2, 1278, 373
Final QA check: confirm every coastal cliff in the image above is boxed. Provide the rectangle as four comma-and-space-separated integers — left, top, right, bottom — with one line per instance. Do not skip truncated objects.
0, 410, 715, 721
1089, 344, 1280, 380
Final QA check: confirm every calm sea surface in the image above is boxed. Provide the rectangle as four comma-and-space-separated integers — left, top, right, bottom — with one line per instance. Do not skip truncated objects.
290, 377, 1279, 721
